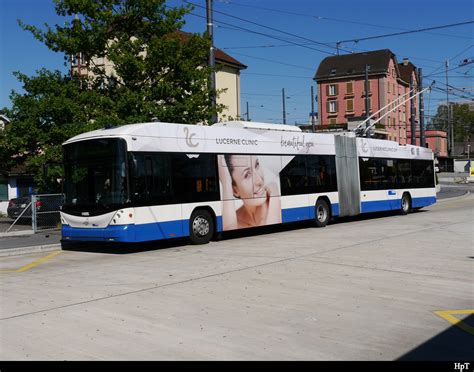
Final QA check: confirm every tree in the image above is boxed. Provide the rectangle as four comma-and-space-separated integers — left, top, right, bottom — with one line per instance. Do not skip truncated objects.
0, 69, 116, 191
428, 103, 474, 142
1, 0, 223, 191
20, 0, 222, 124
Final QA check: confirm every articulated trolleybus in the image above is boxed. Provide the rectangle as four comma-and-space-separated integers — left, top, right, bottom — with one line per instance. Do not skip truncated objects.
61, 121, 436, 244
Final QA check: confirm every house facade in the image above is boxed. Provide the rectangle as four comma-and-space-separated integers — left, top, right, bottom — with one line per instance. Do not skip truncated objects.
0, 165, 35, 215
70, 32, 247, 122
314, 49, 421, 143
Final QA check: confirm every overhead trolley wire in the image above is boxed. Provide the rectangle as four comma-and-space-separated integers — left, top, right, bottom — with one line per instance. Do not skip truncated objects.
218, 0, 473, 41
336, 21, 474, 44
186, 11, 337, 55
184, 0, 347, 55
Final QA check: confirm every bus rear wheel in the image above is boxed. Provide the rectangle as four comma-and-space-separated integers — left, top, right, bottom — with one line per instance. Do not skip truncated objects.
400, 193, 411, 215
189, 209, 214, 245
314, 199, 330, 227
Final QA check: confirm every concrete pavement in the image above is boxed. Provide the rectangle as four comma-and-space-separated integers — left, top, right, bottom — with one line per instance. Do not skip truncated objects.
0, 193, 472, 360
0, 180, 471, 257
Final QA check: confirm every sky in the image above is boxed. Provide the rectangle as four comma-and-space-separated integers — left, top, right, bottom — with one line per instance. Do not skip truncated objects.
1, 0, 473, 125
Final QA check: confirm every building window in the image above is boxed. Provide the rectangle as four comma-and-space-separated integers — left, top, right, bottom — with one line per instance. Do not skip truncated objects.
328, 101, 338, 113
346, 99, 354, 112
327, 84, 338, 96
329, 118, 337, 124
346, 82, 353, 95
330, 68, 337, 76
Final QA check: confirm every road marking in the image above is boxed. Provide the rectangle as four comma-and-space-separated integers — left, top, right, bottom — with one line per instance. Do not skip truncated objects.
0, 251, 61, 273
434, 309, 474, 335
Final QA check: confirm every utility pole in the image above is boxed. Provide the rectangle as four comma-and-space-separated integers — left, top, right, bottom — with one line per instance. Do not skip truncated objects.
418, 68, 426, 148
364, 65, 370, 121
246, 101, 249, 121
206, 0, 217, 124
282, 88, 287, 124
445, 59, 451, 155
311, 85, 316, 132
410, 74, 416, 145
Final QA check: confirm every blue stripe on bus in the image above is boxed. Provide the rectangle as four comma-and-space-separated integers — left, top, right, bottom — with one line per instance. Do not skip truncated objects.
216, 216, 223, 233
62, 198, 435, 243
411, 196, 437, 208
62, 219, 187, 243
62, 224, 136, 242
281, 202, 340, 223
282, 206, 311, 223
361, 196, 436, 213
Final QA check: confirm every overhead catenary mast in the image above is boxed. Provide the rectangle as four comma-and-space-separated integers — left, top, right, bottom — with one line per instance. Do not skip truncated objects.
206, 0, 217, 124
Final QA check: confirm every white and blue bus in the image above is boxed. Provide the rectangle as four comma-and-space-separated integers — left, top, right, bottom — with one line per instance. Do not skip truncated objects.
61, 121, 436, 244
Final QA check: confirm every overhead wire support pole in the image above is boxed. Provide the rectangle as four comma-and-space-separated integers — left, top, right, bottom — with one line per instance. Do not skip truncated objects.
410, 74, 416, 145
419, 68, 426, 148
206, 0, 217, 124
311, 86, 316, 132
364, 65, 370, 120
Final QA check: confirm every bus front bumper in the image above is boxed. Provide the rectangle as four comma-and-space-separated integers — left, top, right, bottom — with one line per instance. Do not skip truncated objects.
61, 224, 135, 243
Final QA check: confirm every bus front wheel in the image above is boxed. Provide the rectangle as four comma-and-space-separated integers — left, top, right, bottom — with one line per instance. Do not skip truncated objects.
314, 199, 330, 227
189, 209, 214, 245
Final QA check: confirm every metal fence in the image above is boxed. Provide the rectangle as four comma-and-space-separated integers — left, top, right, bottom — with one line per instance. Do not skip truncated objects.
6, 193, 64, 234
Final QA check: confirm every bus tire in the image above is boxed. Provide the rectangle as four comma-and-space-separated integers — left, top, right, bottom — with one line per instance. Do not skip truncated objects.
400, 193, 411, 215
314, 199, 330, 227
189, 209, 214, 245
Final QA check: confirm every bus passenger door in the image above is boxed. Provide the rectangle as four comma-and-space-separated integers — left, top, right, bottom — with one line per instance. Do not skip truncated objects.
385, 160, 399, 210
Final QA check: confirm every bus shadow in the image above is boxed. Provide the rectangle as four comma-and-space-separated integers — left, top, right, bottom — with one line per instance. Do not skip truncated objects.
219, 220, 314, 241
60, 209, 428, 254
332, 208, 427, 226
61, 238, 190, 255
396, 314, 474, 360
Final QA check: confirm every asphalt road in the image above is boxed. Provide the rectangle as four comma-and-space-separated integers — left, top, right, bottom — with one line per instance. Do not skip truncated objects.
437, 182, 474, 199
0, 193, 472, 361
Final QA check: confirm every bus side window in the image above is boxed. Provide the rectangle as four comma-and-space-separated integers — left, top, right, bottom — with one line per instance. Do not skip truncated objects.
130, 153, 148, 201
145, 156, 153, 196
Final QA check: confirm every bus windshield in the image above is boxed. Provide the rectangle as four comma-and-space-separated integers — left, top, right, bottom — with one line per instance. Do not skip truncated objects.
63, 138, 129, 215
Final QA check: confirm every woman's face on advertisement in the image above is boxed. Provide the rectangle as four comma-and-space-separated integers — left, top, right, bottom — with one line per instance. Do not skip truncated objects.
230, 156, 266, 204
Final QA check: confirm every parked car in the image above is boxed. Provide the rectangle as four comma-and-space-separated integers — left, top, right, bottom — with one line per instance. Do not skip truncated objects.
7, 195, 64, 225
7, 196, 33, 220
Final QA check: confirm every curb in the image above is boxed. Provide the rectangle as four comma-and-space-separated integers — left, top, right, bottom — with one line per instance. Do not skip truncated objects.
0, 230, 34, 238
0, 243, 61, 257
436, 190, 470, 203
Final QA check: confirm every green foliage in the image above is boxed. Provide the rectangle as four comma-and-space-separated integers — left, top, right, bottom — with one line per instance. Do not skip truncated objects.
428, 103, 474, 142
0, 69, 110, 191
1, 0, 223, 191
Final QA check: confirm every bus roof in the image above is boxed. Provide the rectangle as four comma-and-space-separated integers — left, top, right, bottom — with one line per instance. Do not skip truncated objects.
63, 121, 433, 160
212, 121, 302, 132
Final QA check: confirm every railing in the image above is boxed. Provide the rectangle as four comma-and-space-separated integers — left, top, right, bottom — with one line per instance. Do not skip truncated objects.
32, 194, 65, 232
4, 194, 64, 234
